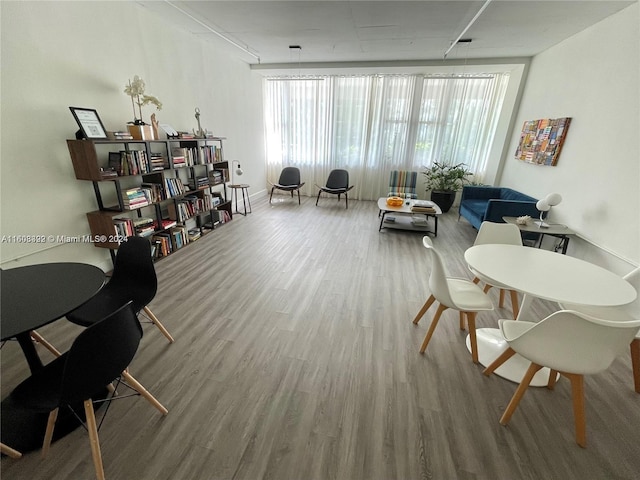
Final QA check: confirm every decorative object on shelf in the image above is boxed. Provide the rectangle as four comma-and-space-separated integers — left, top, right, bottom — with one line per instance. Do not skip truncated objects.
151, 113, 159, 140
159, 123, 179, 138
515, 117, 571, 166
69, 107, 108, 139
193, 107, 211, 138
386, 196, 404, 207
535, 193, 562, 228
124, 75, 162, 140
422, 161, 473, 213
516, 215, 531, 225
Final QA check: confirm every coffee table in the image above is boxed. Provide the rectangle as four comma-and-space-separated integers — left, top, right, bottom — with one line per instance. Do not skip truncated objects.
377, 198, 442, 236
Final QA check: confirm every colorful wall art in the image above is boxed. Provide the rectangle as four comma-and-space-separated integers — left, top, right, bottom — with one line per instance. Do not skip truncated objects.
514, 117, 571, 166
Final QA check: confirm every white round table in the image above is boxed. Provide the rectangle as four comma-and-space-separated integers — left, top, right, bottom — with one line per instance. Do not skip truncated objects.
464, 244, 637, 385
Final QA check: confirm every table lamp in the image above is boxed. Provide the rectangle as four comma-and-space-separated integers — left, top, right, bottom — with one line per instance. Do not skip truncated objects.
535, 193, 562, 228
230, 160, 243, 185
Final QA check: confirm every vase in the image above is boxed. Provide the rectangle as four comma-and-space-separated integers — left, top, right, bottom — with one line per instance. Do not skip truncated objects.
430, 190, 456, 213
127, 124, 155, 140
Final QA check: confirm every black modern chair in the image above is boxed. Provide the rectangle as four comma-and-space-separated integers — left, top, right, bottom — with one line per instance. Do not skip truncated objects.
315, 169, 354, 209
67, 236, 174, 344
7, 302, 168, 480
269, 167, 305, 204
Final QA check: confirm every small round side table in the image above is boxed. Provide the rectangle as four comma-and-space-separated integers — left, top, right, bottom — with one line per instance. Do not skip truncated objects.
229, 184, 252, 216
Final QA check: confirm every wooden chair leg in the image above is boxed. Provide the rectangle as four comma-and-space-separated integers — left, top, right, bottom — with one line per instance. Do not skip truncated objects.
472, 277, 480, 284
465, 312, 479, 363
30, 331, 62, 357
419, 304, 447, 354
459, 311, 466, 331
84, 399, 106, 480
142, 306, 174, 343
500, 362, 542, 425
631, 338, 640, 394
412, 295, 436, 325
483, 347, 516, 376
566, 373, 587, 448
483, 284, 493, 293
547, 369, 559, 390
509, 290, 520, 319
42, 408, 59, 458
498, 289, 506, 308
121, 370, 168, 415
0, 442, 22, 459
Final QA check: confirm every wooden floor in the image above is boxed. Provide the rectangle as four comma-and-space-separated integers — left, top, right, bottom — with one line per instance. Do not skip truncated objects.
2, 195, 639, 479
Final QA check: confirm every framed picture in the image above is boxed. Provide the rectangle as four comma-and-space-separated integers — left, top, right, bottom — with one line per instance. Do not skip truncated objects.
69, 107, 108, 139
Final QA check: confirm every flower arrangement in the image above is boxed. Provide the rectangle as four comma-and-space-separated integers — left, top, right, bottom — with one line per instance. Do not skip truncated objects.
124, 76, 162, 125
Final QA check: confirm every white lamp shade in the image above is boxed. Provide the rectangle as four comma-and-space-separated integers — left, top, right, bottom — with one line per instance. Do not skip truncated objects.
545, 193, 562, 206
235, 167, 243, 176
536, 199, 551, 212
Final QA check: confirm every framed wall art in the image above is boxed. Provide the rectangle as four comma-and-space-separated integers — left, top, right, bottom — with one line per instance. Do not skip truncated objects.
69, 106, 108, 139
514, 117, 571, 166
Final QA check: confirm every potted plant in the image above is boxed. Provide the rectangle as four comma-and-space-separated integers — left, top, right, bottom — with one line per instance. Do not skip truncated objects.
422, 161, 473, 212
124, 75, 162, 139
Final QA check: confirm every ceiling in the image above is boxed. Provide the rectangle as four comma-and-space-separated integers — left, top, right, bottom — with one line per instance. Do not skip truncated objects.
136, 1, 635, 65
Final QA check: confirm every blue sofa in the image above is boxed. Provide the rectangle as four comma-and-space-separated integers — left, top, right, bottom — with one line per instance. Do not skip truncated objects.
459, 186, 540, 230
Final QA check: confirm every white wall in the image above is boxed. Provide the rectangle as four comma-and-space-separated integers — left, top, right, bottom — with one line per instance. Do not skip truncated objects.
499, 3, 639, 274
0, 0, 265, 270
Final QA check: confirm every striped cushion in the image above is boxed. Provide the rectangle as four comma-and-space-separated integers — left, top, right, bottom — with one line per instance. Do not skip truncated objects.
388, 170, 418, 199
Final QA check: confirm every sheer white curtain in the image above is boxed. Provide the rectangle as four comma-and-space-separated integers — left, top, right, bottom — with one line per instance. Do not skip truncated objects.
264, 73, 509, 200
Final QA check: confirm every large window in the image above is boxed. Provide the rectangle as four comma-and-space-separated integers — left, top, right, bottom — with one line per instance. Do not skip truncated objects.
264, 73, 509, 200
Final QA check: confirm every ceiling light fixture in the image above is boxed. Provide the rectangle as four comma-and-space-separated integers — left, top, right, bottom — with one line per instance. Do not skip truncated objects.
164, 1, 261, 63
443, 0, 493, 59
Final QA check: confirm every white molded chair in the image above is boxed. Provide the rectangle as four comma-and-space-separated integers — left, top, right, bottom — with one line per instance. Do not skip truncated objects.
470, 221, 523, 319
413, 236, 493, 363
483, 310, 640, 448
558, 267, 640, 393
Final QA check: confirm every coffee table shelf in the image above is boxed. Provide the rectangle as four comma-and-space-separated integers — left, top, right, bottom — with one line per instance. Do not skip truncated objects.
377, 198, 442, 236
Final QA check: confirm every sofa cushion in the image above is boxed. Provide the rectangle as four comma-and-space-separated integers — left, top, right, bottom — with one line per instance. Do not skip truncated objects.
500, 188, 535, 202
463, 199, 489, 218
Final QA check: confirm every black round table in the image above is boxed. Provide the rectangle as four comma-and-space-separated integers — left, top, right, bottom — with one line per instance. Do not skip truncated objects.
1, 262, 105, 453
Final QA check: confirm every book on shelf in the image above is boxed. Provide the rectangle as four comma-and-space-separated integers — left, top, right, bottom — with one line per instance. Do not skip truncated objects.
153, 218, 177, 231
100, 167, 118, 179
151, 233, 172, 258
164, 178, 186, 197
150, 153, 166, 171
110, 150, 150, 176
113, 217, 134, 237
170, 226, 188, 250
187, 228, 202, 241
140, 182, 165, 203
133, 216, 155, 237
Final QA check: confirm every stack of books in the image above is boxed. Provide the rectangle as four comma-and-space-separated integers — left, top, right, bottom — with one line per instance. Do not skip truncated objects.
133, 217, 155, 237
410, 200, 437, 214
171, 148, 187, 168
189, 176, 209, 190
150, 153, 166, 171
122, 188, 151, 210
110, 131, 134, 140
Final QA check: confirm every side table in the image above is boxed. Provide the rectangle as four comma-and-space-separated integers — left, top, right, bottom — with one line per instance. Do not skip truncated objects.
503, 216, 575, 254
229, 184, 251, 216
